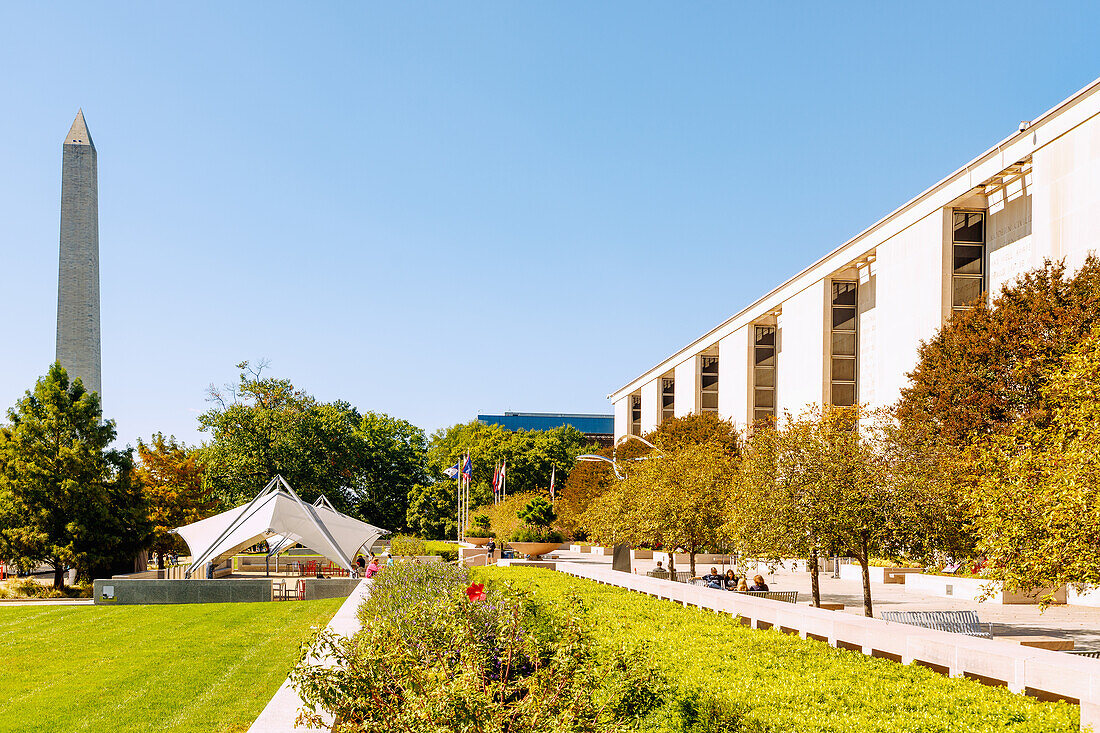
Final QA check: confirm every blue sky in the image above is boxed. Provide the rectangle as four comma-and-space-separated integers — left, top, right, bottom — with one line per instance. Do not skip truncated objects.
2, 3, 1099, 448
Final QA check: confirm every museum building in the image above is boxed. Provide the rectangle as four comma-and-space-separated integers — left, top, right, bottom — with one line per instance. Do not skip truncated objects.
610, 76, 1100, 440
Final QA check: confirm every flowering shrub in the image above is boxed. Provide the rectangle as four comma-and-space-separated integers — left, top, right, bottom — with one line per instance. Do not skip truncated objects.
292, 562, 664, 732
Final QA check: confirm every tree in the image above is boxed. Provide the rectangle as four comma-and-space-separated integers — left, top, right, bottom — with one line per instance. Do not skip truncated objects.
426, 421, 592, 496
135, 433, 217, 569
650, 412, 740, 456
558, 439, 649, 536
559, 414, 736, 536
898, 257, 1100, 446
405, 482, 456, 539
586, 442, 734, 575
0, 363, 151, 587
730, 418, 826, 605
198, 362, 427, 529
970, 327, 1100, 597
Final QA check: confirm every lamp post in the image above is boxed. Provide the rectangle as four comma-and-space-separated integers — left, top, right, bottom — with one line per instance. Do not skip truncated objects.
574, 434, 661, 574
576, 433, 658, 479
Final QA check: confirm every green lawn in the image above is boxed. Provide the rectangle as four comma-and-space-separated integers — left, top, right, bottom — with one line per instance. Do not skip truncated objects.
0, 599, 343, 733
478, 567, 1080, 732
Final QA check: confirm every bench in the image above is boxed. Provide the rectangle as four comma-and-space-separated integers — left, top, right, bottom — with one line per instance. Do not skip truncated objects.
880, 610, 993, 638
736, 590, 799, 603
646, 570, 693, 583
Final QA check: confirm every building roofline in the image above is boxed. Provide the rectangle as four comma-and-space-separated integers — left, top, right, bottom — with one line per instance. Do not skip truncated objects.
609, 74, 1100, 402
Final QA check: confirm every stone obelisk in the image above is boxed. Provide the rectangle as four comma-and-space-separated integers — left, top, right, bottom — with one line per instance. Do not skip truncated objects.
56, 109, 101, 397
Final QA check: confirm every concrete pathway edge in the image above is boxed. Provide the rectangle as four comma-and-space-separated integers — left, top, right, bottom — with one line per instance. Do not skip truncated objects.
248, 579, 371, 732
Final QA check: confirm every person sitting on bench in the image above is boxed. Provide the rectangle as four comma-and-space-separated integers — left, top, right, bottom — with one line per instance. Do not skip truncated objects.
747, 574, 769, 592
701, 567, 723, 589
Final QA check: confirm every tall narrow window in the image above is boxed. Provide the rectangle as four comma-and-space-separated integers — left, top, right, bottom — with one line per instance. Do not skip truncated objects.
630, 395, 641, 436
952, 210, 985, 311
700, 356, 719, 412
661, 377, 675, 423
830, 281, 858, 407
753, 326, 776, 422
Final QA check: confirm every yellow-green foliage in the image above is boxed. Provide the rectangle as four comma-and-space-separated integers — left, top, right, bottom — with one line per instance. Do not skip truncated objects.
0, 578, 91, 599
473, 491, 544, 544
476, 567, 1078, 733
424, 541, 460, 562
389, 534, 427, 556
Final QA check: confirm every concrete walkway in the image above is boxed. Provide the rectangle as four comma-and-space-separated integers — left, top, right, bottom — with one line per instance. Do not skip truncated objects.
539, 550, 1100, 650
248, 579, 371, 732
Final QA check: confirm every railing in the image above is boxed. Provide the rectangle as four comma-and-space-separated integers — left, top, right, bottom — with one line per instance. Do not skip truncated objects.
553, 562, 1100, 729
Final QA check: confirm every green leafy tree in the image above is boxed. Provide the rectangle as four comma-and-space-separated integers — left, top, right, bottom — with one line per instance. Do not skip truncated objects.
971, 327, 1100, 598
898, 257, 1100, 446
198, 362, 427, 529
405, 482, 456, 540
0, 363, 151, 587
426, 421, 592, 496
135, 433, 218, 569
586, 442, 735, 575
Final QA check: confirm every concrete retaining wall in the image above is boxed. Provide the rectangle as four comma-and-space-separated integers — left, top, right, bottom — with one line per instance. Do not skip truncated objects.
93, 579, 271, 605
903, 574, 1066, 604
552, 562, 1100, 729
838, 565, 924, 584
301, 578, 361, 601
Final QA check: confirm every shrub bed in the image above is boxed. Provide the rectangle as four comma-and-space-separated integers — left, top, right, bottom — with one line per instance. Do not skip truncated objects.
476, 567, 1079, 733
293, 562, 663, 732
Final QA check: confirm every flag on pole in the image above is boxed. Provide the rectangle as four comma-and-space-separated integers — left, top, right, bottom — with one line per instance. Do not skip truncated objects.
492, 462, 501, 501
500, 460, 506, 499
443, 461, 461, 479
462, 455, 473, 484
549, 465, 556, 501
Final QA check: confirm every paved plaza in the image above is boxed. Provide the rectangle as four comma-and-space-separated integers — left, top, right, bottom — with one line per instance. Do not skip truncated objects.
545, 550, 1100, 651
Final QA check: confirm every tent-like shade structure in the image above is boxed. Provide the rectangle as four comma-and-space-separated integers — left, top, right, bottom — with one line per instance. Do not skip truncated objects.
173, 475, 387, 577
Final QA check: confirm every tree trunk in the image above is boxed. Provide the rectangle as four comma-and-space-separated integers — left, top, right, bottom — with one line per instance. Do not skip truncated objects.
689, 550, 696, 577
157, 552, 165, 570
668, 552, 676, 578
858, 551, 873, 617
809, 548, 821, 607
53, 561, 64, 590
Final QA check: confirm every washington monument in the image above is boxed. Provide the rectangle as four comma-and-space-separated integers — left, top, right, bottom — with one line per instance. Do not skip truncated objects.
56, 109, 101, 397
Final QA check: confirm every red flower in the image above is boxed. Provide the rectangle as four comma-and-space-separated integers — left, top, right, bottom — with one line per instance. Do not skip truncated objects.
465, 583, 486, 602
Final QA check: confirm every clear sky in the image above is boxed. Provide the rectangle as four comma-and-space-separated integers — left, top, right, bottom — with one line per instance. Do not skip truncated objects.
2, 3, 1099, 448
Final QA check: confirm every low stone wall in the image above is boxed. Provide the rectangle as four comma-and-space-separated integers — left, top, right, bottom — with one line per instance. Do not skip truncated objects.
839, 565, 924, 584
553, 562, 1100, 729
903, 574, 1066, 604
93, 578, 271, 605
301, 578, 361, 601
1068, 586, 1100, 607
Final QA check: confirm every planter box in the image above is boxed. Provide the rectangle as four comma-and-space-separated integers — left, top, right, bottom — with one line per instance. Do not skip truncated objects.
464, 537, 491, 547
590, 546, 614, 556
903, 573, 1066, 604
838, 565, 923, 584
570, 545, 593, 553
631, 549, 653, 560
507, 542, 561, 559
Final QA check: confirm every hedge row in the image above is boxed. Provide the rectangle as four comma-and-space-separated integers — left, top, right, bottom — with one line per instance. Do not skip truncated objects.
475, 567, 1079, 733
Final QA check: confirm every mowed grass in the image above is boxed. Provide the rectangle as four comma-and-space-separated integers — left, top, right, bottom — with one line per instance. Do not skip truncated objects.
478, 567, 1080, 733
0, 599, 342, 733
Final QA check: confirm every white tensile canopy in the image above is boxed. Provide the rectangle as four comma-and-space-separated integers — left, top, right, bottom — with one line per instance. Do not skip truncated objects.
173, 475, 387, 577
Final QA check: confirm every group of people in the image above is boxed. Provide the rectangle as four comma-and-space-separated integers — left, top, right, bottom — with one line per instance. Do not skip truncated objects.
701, 567, 769, 592
353, 551, 391, 579
650, 562, 769, 592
